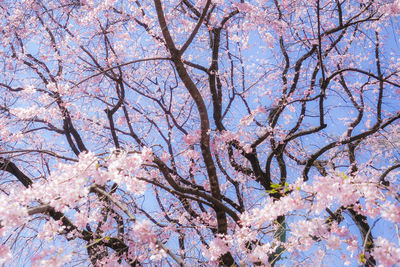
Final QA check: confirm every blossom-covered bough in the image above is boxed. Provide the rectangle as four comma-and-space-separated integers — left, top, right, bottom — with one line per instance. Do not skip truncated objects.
0, 0, 400, 266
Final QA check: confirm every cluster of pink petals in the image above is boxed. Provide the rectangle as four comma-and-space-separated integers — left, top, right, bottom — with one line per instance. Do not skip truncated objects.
30, 247, 72, 267
0, 149, 153, 264
203, 236, 230, 262
372, 237, 400, 266
183, 130, 201, 145
126, 220, 168, 262
0, 194, 27, 230
203, 170, 400, 265
106, 149, 149, 195
0, 245, 11, 264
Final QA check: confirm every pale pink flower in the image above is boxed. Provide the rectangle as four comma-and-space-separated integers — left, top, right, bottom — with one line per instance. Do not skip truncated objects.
204, 236, 230, 262
183, 130, 201, 145
372, 237, 400, 266
326, 234, 341, 250
248, 243, 272, 265
160, 152, 170, 163
141, 147, 153, 164
381, 202, 400, 223
0, 245, 11, 264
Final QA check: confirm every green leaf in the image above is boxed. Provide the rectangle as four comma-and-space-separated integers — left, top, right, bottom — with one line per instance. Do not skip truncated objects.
265, 189, 278, 194
360, 254, 366, 263
271, 183, 280, 189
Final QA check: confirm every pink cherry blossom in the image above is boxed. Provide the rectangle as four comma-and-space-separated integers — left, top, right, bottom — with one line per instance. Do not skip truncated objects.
0, 0, 399, 266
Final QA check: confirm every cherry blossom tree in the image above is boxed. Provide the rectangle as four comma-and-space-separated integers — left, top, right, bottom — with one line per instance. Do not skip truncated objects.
1, 0, 400, 266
